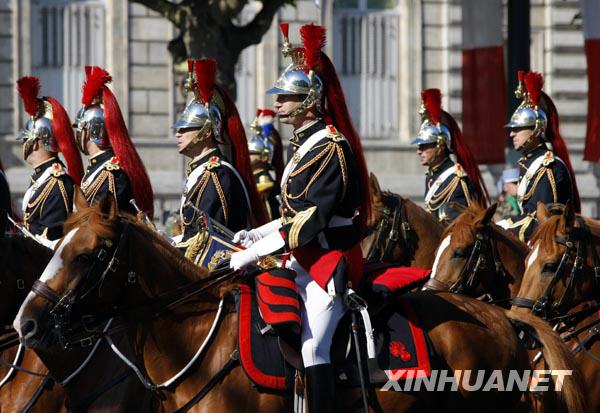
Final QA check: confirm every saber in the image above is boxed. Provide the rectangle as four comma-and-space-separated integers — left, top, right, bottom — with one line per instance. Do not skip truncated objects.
129, 199, 156, 230
7, 216, 37, 240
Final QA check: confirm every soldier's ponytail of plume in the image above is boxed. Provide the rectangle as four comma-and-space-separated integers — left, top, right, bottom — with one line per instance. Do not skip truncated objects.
17, 76, 41, 117
525, 71, 580, 213
300, 24, 372, 234
82, 66, 155, 217
47, 97, 84, 185
194, 58, 267, 226
422, 88, 489, 205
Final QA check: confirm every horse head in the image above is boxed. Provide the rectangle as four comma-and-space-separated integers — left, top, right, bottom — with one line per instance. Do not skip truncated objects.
512, 201, 600, 319
363, 173, 443, 267
423, 203, 528, 302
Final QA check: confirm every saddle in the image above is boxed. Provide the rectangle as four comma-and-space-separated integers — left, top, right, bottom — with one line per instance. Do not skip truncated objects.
235, 264, 434, 392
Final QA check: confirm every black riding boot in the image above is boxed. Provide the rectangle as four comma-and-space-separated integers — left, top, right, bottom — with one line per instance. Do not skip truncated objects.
305, 364, 335, 413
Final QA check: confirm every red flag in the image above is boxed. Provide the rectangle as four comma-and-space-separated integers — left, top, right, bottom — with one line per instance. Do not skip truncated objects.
461, 0, 506, 164
582, 1, 600, 163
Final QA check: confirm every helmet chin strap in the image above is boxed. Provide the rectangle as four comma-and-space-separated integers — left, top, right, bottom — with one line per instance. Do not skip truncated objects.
22, 139, 35, 161
181, 124, 212, 156
517, 128, 542, 153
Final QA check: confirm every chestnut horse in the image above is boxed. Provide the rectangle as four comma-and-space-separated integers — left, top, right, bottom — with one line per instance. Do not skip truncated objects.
512, 202, 600, 412
0, 230, 150, 411
423, 203, 529, 305
0, 233, 66, 413
363, 174, 443, 268
12, 195, 586, 413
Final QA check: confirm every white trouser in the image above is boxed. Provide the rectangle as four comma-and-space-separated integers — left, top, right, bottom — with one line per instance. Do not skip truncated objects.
289, 255, 346, 367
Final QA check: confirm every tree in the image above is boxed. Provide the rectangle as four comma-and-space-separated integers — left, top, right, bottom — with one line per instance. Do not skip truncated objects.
131, 0, 295, 99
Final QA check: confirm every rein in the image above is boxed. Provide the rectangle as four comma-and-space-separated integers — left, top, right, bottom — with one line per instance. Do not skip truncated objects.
366, 193, 414, 264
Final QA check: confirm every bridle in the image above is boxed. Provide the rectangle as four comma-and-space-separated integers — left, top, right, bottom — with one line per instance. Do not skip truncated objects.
366, 193, 414, 264
513, 216, 600, 320
423, 224, 509, 298
25, 216, 243, 411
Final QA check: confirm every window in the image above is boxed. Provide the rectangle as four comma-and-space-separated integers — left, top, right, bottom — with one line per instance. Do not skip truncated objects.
334, 0, 397, 10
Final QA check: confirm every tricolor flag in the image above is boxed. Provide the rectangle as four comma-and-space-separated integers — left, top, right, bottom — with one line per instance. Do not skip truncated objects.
582, 0, 600, 163
461, 0, 506, 164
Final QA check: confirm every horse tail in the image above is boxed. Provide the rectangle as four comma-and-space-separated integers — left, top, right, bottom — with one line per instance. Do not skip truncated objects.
505, 309, 587, 413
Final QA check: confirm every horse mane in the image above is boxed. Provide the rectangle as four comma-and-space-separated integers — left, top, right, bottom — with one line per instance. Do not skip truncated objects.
530, 214, 600, 254
64, 205, 211, 282
368, 190, 442, 233
443, 202, 527, 256
2, 234, 54, 264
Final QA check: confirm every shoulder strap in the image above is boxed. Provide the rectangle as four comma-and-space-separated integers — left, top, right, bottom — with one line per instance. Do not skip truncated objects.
281, 128, 329, 188
517, 151, 554, 208
22, 166, 55, 212
425, 164, 457, 204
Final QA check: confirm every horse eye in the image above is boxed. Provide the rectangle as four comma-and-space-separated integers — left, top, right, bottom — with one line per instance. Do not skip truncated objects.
76, 253, 92, 264
452, 249, 467, 259
542, 262, 558, 273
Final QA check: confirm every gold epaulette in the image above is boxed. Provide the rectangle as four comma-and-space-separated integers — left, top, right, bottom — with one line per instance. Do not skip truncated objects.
454, 163, 466, 178
105, 156, 121, 171
326, 125, 344, 142
205, 155, 221, 171
541, 151, 555, 167
50, 163, 66, 177
256, 174, 275, 193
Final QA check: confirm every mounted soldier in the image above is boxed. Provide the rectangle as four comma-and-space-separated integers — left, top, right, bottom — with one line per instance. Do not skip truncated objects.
248, 110, 281, 221
412, 89, 488, 224
230, 23, 371, 413
73, 66, 154, 218
259, 109, 285, 183
497, 71, 579, 241
172, 59, 266, 244
15, 76, 83, 243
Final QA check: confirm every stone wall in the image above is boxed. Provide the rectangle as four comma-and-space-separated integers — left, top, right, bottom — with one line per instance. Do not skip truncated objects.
0, 0, 14, 165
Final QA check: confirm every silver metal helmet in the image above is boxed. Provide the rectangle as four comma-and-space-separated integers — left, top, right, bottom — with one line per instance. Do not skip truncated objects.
505, 102, 547, 133
171, 100, 223, 142
74, 105, 107, 146
17, 107, 59, 152
411, 120, 452, 149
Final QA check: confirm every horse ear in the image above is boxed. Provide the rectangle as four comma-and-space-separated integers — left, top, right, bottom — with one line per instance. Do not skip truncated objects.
73, 186, 88, 212
536, 202, 550, 223
479, 203, 497, 225
369, 172, 383, 203
562, 200, 575, 230
97, 193, 118, 219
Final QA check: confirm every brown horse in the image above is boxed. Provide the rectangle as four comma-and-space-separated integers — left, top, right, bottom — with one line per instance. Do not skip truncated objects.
12, 195, 587, 413
423, 203, 529, 304
512, 202, 600, 412
363, 174, 443, 268
0, 234, 66, 413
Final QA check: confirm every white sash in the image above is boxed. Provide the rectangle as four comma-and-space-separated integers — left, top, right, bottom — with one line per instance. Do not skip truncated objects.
22, 166, 54, 212
221, 160, 252, 214
280, 129, 330, 188
82, 158, 113, 189
425, 165, 457, 204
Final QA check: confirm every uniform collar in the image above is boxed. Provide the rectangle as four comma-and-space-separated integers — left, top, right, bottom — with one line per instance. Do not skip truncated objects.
32, 157, 60, 180
87, 149, 115, 172
518, 144, 547, 167
187, 148, 219, 175
427, 157, 453, 178
291, 119, 325, 146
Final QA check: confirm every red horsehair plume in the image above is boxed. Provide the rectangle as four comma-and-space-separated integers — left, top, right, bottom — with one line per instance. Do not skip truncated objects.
517, 70, 525, 83
187, 59, 194, 73
84, 65, 93, 78
525, 71, 544, 108
255, 109, 262, 118
81, 66, 112, 106
17, 76, 41, 116
280, 22, 289, 41
300, 24, 326, 71
194, 59, 217, 104
421, 88, 442, 125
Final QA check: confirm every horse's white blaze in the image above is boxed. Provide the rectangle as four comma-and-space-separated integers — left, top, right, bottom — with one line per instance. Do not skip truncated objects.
527, 244, 540, 269
14, 228, 79, 337
431, 235, 452, 279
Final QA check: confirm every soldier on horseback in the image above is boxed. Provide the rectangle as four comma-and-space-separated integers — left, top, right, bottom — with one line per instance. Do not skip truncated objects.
73, 66, 154, 218
172, 59, 265, 244
497, 71, 579, 241
15, 76, 83, 242
412, 89, 488, 224
230, 23, 371, 413
248, 110, 281, 221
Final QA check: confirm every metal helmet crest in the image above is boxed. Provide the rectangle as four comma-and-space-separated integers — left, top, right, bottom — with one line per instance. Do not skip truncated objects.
16, 77, 59, 152
505, 71, 547, 135
411, 89, 452, 149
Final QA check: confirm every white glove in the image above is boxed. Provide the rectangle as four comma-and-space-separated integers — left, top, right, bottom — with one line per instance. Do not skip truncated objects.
230, 246, 260, 270
229, 231, 286, 271
233, 219, 282, 247
232, 229, 262, 248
